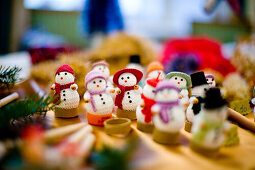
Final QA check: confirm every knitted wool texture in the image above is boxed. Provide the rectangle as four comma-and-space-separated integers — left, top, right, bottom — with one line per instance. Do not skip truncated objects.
165, 71, 192, 90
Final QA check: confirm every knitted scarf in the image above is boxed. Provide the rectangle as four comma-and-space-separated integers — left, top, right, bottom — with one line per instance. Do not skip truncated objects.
141, 94, 155, 123
157, 100, 179, 123
53, 82, 74, 104
115, 85, 135, 109
88, 89, 106, 112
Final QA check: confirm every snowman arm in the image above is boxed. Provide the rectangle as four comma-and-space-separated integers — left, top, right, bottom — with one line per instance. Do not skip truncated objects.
251, 98, 255, 104
83, 92, 90, 103
151, 105, 160, 115
70, 84, 78, 90
140, 98, 145, 107
106, 87, 115, 93
189, 96, 198, 104
134, 85, 142, 94
180, 89, 188, 97
51, 84, 55, 90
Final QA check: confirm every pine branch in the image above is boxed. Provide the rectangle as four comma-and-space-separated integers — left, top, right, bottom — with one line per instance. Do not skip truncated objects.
0, 95, 57, 129
0, 65, 21, 89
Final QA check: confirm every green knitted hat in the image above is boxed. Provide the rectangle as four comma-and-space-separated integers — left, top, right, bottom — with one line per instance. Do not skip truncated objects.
165, 71, 192, 89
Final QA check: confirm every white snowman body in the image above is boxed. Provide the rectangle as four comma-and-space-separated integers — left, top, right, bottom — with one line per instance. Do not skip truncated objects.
117, 72, 142, 111
192, 107, 230, 149
206, 77, 216, 87
186, 84, 210, 122
152, 88, 185, 133
148, 70, 165, 80
136, 83, 155, 124
53, 71, 80, 109
92, 65, 113, 88
84, 77, 114, 115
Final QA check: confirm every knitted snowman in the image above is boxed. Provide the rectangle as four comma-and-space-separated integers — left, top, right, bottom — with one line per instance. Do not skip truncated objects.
186, 71, 210, 132
113, 68, 143, 120
136, 76, 161, 133
146, 61, 165, 80
84, 71, 115, 126
205, 74, 216, 87
152, 80, 185, 145
51, 64, 80, 118
92, 60, 113, 88
191, 88, 230, 156
165, 71, 192, 106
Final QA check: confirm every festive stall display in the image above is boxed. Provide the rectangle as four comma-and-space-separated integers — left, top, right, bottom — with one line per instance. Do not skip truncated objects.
152, 80, 185, 145
84, 71, 115, 126
186, 71, 210, 132
205, 74, 216, 87
165, 71, 192, 106
146, 61, 165, 80
136, 75, 161, 133
51, 64, 80, 118
113, 68, 143, 120
191, 88, 230, 156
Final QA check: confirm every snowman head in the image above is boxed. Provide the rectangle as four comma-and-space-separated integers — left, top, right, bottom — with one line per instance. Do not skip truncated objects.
155, 80, 180, 102
147, 70, 165, 80
92, 60, 110, 78
143, 76, 161, 99
191, 84, 209, 97
113, 68, 143, 87
146, 61, 164, 79
55, 64, 75, 85
205, 74, 216, 87
85, 71, 107, 92
190, 71, 209, 97
166, 72, 191, 90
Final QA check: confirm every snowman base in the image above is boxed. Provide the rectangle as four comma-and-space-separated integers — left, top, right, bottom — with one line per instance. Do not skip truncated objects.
87, 112, 112, 126
55, 107, 78, 118
117, 109, 137, 120
185, 120, 192, 132
153, 128, 179, 145
190, 141, 219, 157
137, 122, 154, 133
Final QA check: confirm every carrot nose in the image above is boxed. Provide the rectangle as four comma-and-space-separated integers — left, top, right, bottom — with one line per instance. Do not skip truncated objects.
61, 77, 63, 80
102, 70, 104, 72
177, 82, 180, 84
125, 80, 127, 83
97, 85, 99, 87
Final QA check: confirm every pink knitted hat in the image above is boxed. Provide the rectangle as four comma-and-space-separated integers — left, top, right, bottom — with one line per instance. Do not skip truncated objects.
155, 79, 180, 93
56, 64, 74, 76
92, 60, 109, 68
205, 74, 215, 80
85, 71, 107, 88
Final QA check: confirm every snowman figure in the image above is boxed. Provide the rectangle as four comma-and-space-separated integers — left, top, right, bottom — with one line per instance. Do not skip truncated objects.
205, 74, 216, 87
191, 88, 230, 156
113, 68, 143, 120
146, 61, 165, 80
136, 75, 161, 133
83, 71, 115, 126
186, 71, 210, 132
166, 71, 192, 106
152, 80, 185, 145
92, 60, 113, 88
51, 64, 80, 118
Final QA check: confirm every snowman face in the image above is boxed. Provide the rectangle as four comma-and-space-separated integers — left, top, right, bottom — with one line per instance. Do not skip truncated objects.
191, 84, 210, 98
127, 64, 144, 73
87, 78, 106, 92
148, 70, 165, 80
93, 65, 110, 77
118, 73, 137, 86
206, 77, 216, 87
169, 76, 187, 89
155, 88, 179, 102
55, 72, 74, 85
205, 106, 227, 122
143, 84, 156, 99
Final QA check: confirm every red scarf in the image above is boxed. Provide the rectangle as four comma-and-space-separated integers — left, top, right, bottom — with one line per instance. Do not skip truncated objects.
53, 82, 74, 104
115, 85, 135, 110
141, 94, 155, 123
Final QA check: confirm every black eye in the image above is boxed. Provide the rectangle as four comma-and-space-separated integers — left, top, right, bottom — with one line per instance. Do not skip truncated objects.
93, 81, 96, 84
99, 80, 102, 83
65, 73, 67, 75
181, 79, 183, 81
104, 66, 106, 69
175, 77, 177, 80
121, 77, 124, 80
57, 73, 60, 76
204, 88, 207, 91
152, 90, 155, 93
206, 79, 208, 81
99, 68, 101, 70
127, 77, 130, 79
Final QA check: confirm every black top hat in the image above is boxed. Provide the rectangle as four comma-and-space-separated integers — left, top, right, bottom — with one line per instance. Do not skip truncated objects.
129, 54, 141, 64
204, 88, 227, 109
190, 71, 208, 87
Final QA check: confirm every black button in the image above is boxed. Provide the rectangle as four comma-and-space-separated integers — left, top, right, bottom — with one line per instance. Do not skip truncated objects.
127, 92, 130, 94
63, 90, 65, 92
63, 94, 65, 96
103, 102, 105, 104
128, 96, 130, 98
99, 94, 102, 97
64, 99, 66, 101
129, 100, 132, 103
101, 98, 103, 100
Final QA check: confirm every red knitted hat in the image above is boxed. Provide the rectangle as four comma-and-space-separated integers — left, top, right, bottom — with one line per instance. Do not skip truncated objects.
56, 64, 75, 76
113, 68, 143, 86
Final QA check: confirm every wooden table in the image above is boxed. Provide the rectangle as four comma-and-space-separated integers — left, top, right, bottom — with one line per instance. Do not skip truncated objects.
47, 103, 255, 170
